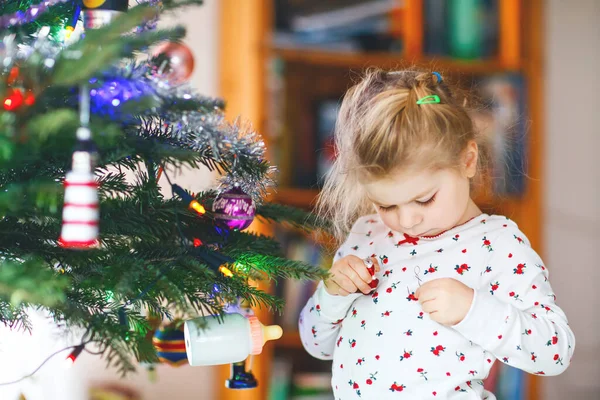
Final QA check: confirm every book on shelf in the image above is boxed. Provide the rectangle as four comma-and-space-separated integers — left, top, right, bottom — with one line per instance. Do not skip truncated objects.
272, 0, 400, 53
290, 372, 334, 399
424, 0, 499, 60
289, 97, 341, 189
290, 0, 397, 34
269, 361, 334, 400
484, 362, 526, 400
314, 99, 340, 187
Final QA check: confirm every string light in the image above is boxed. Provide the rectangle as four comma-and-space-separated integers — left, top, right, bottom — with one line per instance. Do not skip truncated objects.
65, 345, 85, 368
218, 265, 234, 278
172, 184, 206, 215
3, 89, 24, 111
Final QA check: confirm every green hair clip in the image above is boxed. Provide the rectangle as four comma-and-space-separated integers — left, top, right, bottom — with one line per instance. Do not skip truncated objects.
416, 94, 440, 105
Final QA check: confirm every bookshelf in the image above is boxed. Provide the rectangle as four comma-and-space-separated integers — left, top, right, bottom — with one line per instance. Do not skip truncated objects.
270, 47, 516, 73
218, 0, 545, 399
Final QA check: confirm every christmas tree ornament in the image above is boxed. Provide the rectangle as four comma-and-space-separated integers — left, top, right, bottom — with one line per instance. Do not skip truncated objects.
152, 321, 188, 367
212, 187, 256, 231
82, 0, 128, 29
226, 359, 258, 389
184, 312, 282, 366
150, 41, 195, 84
58, 127, 100, 249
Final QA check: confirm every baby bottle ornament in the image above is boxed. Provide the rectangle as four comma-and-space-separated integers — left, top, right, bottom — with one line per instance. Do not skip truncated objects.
184, 313, 282, 377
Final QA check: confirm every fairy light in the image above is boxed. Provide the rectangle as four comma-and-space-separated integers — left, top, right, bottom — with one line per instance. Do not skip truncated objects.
172, 184, 206, 216
218, 265, 234, 278
64, 25, 75, 38
65, 345, 84, 368
190, 200, 206, 215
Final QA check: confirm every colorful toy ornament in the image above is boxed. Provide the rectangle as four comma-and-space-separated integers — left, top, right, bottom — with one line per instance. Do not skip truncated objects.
152, 321, 188, 367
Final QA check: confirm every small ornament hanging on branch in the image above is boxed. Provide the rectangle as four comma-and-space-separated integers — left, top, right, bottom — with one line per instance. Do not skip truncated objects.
152, 320, 188, 367
150, 41, 195, 85
58, 125, 100, 249
212, 187, 256, 232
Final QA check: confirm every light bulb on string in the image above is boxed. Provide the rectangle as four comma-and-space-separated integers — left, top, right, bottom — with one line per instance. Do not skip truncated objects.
172, 184, 206, 216
218, 265, 234, 278
65, 345, 84, 368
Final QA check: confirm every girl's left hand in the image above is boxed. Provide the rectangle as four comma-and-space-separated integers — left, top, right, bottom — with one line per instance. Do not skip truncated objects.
415, 278, 474, 326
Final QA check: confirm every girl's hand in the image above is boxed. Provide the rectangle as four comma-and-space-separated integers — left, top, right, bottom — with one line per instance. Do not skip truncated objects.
324, 256, 381, 296
415, 278, 474, 326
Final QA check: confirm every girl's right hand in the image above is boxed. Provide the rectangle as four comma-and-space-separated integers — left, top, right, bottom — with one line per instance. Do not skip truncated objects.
324, 256, 380, 296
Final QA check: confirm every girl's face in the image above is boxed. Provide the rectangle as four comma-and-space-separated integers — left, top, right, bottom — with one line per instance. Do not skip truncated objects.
363, 144, 480, 238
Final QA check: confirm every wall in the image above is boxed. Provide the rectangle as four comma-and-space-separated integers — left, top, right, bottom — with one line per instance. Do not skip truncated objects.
543, 0, 600, 399
0, 1, 221, 399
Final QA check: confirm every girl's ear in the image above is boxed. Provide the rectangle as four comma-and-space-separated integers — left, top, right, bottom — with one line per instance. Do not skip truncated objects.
463, 140, 479, 178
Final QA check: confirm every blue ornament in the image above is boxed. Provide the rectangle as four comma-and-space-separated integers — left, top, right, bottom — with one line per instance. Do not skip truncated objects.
152, 322, 188, 367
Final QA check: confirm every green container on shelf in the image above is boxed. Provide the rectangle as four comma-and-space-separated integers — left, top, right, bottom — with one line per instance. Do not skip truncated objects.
448, 0, 483, 59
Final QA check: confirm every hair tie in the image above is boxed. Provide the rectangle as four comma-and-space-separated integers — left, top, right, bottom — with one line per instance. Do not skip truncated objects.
432, 71, 443, 83
416, 94, 440, 105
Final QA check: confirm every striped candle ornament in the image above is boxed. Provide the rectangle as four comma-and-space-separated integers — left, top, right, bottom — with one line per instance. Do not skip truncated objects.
59, 127, 99, 249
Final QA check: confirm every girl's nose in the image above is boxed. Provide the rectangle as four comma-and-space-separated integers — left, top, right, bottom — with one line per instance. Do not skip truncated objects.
398, 208, 421, 231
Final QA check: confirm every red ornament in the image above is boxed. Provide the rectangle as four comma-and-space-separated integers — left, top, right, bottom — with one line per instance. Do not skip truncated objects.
151, 41, 195, 84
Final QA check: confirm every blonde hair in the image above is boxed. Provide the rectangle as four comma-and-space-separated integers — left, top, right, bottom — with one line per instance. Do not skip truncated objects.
316, 68, 487, 242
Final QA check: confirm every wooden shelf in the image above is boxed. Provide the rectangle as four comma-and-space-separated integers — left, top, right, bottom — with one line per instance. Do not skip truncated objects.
276, 330, 303, 349
270, 46, 520, 74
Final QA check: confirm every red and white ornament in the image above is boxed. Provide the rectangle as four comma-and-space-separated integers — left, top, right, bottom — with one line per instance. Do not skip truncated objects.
59, 127, 99, 249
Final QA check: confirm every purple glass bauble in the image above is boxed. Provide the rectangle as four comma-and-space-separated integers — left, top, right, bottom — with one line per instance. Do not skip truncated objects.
212, 188, 255, 231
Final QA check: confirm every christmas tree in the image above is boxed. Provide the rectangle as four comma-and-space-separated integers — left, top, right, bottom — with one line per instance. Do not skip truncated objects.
0, 0, 324, 378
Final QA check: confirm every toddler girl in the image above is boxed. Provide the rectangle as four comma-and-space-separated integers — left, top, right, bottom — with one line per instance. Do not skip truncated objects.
299, 69, 574, 399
